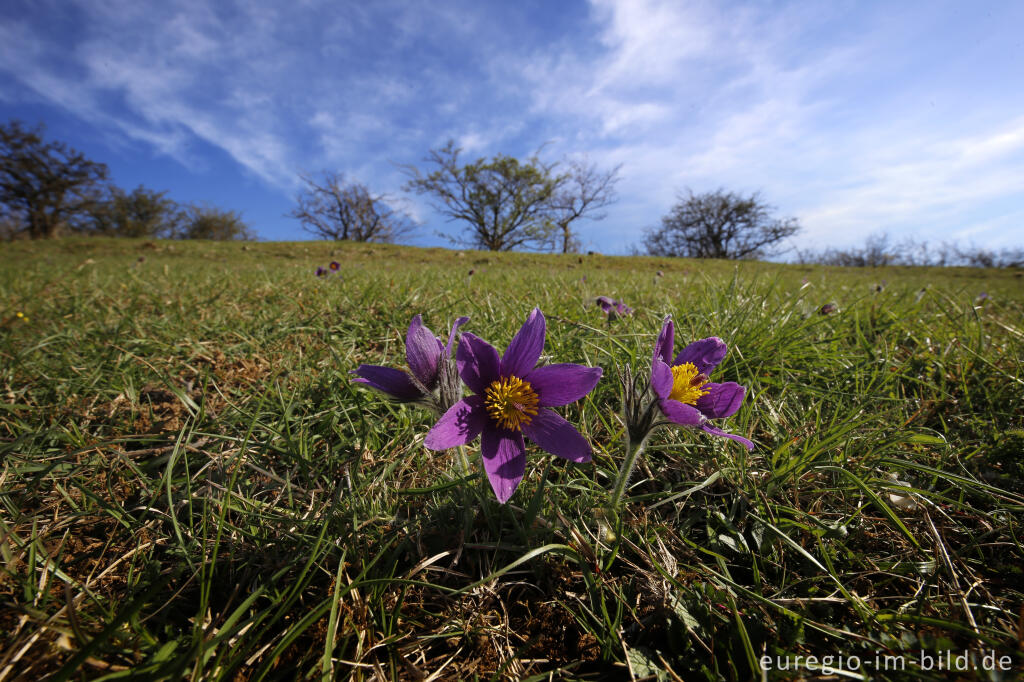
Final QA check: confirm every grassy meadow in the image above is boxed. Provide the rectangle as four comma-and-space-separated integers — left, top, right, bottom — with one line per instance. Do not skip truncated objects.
1, 237, 1023, 680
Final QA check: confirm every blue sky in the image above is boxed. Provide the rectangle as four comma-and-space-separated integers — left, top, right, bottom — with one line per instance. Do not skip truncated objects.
2, 0, 1022, 254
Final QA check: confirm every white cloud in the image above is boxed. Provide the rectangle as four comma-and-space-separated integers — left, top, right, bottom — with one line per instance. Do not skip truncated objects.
512, 0, 1024, 252
796, 118, 1024, 247
1, 0, 333, 187
457, 132, 488, 153
2, 0, 1022, 249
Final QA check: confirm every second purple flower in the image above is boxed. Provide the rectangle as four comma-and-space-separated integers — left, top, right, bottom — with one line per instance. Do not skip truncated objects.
651, 317, 753, 449
352, 314, 469, 413
595, 296, 633, 319
424, 308, 602, 503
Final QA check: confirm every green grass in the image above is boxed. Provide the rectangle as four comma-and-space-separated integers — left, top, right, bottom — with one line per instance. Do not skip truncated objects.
1, 237, 1022, 680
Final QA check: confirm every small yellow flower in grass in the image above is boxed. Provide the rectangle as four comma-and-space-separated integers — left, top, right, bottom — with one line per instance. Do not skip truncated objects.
16, 311, 28, 322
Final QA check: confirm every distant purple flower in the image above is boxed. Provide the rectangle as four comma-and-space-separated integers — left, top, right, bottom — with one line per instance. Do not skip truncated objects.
315, 266, 327, 277
819, 302, 838, 315
424, 308, 602, 503
976, 292, 989, 303
329, 261, 340, 271
596, 296, 633, 319
650, 318, 753, 450
353, 315, 469, 412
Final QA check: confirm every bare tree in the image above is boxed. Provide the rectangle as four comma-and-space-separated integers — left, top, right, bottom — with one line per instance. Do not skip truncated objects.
402, 140, 564, 251
289, 171, 416, 243
1, 120, 109, 238
643, 189, 801, 259
403, 142, 621, 252
545, 158, 621, 253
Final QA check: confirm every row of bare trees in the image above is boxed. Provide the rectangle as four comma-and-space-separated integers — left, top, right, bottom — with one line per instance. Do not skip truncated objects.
4, 118, 785, 255
795, 232, 1024, 268
10, 118, 1016, 263
289, 140, 620, 253
1, 120, 252, 240
2, 118, 618, 248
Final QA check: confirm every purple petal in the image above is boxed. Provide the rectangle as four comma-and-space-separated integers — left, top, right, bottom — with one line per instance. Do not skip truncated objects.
702, 424, 754, 450
674, 337, 728, 375
653, 317, 674, 364
501, 308, 546, 378
615, 301, 633, 316
457, 333, 501, 394
424, 395, 487, 450
659, 398, 704, 426
405, 315, 442, 388
696, 382, 745, 419
650, 358, 674, 399
595, 296, 614, 313
480, 427, 526, 503
352, 365, 423, 401
445, 316, 470, 357
524, 364, 602, 407
522, 408, 592, 463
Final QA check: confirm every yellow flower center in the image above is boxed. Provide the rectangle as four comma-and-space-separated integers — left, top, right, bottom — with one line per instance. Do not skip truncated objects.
668, 362, 710, 405
484, 376, 540, 431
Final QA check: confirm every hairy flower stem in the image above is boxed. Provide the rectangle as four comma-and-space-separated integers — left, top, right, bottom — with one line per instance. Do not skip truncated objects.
609, 433, 651, 512
456, 445, 472, 479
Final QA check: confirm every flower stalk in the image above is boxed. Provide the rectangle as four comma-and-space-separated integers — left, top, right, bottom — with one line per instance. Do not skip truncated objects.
455, 444, 472, 479
608, 433, 651, 512
607, 362, 658, 512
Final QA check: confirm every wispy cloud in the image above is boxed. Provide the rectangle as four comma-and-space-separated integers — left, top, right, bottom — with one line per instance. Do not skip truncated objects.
797, 117, 1024, 246
1, 0, 1021, 249
513, 0, 1024, 251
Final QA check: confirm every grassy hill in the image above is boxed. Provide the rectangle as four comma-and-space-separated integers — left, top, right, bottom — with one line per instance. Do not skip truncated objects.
2, 238, 1022, 679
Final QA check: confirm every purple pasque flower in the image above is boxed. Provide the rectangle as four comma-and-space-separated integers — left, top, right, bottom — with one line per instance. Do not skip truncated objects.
353, 315, 469, 412
650, 317, 753, 450
595, 296, 634, 320
424, 308, 602, 503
